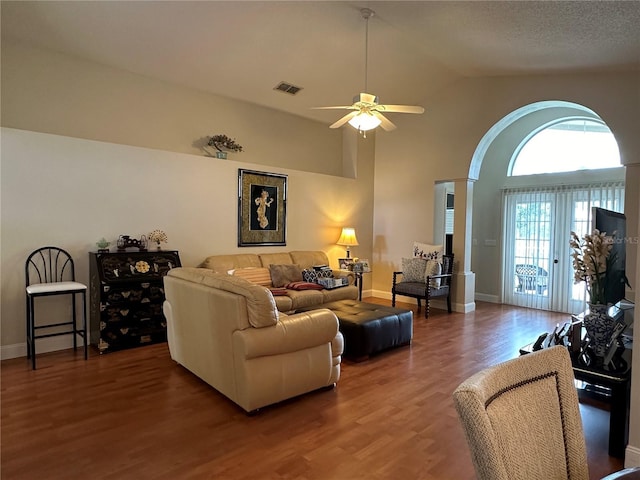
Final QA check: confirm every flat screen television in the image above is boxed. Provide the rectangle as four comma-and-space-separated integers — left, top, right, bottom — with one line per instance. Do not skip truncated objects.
592, 207, 627, 305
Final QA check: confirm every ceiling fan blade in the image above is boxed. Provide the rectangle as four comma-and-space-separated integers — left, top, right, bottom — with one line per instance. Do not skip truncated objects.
378, 105, 425, 114
330, 111, 359, 129
312, 106, 356, 110
374, 112, 397, 131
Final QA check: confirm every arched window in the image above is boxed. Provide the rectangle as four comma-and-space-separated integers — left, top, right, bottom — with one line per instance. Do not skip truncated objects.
501, 116, 624, 313
509, 118, 620, 176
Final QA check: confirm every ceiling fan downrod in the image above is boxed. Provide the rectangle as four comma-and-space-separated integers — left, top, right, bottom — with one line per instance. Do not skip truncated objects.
361, 8, 375, 94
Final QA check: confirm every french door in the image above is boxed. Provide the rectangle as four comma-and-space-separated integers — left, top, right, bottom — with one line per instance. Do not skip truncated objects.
502, 182, 624, 313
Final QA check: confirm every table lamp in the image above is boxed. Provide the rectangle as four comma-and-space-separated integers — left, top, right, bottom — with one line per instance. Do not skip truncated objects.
337, 227, 359, 258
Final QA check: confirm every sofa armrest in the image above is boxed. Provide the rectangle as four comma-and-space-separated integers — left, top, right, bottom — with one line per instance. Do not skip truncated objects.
333, 270, 356, 285
233, 309, 340, 360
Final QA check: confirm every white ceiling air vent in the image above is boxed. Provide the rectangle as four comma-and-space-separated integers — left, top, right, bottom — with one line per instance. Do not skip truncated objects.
274, 82, 302, 95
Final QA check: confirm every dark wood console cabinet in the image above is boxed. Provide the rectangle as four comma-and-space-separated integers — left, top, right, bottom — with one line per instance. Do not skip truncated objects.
89, 250, 181, 353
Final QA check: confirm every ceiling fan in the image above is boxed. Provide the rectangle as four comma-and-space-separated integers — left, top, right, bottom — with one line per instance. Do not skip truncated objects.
313, 8, 424, 135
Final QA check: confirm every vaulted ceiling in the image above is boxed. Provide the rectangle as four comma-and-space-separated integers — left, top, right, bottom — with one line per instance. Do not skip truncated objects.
2, 1, 639, 126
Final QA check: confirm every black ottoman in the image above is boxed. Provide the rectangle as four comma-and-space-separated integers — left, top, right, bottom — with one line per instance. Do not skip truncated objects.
303, 300, 413, 360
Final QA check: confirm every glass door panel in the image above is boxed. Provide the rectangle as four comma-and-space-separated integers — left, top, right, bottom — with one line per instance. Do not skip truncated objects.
503, 194, 553, 310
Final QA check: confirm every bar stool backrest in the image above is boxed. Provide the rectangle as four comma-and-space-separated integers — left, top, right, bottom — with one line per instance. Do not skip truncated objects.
25, 246, 77, 287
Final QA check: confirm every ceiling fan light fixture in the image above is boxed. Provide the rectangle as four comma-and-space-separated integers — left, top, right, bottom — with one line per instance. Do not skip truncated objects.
313, 8, 423, 133
348, 111, 381, 131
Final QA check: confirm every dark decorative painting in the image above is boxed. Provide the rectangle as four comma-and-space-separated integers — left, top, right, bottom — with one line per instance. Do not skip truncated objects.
238, 169, 287, 246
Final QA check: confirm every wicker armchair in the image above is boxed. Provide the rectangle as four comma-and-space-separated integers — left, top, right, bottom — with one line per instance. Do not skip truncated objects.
391, 254, 453, 318
515, 264, 548, 294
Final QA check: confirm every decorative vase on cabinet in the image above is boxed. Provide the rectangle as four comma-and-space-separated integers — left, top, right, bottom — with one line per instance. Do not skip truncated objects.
89, 250, 181, 353
582, 303, 615, 358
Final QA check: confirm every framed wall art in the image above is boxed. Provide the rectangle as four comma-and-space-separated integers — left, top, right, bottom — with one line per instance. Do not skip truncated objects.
338, 258, 355, 270
238, 169, 287, 246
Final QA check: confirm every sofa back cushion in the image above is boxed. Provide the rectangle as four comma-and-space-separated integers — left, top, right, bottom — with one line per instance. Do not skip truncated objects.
166, 267, 278, 328
289, 251, 331, 269
258, 252, 294, 268
200, 251, 331, 273
200, 254, 261, 273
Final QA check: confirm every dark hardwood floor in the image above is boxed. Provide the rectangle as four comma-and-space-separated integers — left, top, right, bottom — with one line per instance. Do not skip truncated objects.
1, 300, 624, 479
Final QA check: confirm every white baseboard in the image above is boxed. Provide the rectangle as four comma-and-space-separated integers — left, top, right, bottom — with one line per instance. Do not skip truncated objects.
625, 445, 640, 468
370, 290, 474, 314
1, 335, 83, 360
475, 293, 500, 303
457, 301, 476, 314
371, 289, 393, 301
1, 343, 26, 360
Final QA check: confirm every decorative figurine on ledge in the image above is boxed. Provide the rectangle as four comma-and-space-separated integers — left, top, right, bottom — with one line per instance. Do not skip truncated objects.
207, 134, 243, 159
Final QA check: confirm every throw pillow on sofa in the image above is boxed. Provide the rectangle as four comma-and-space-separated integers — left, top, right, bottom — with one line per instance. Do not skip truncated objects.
284, 281, 324, 291
269, 264, 303, 288
230, 267, 272, 286
302, 269, 318, 283
302, 268, 334, 284
269, 287, 289, 296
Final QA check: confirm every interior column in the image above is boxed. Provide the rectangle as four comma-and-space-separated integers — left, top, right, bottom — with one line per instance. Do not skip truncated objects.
452, 178, 476, 314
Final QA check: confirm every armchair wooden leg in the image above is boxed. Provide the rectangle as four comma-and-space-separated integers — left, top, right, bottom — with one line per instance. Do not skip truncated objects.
447, 295, 452, 313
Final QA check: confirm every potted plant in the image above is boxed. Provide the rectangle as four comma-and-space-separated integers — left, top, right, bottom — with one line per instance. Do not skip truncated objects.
569, 229, 629, 358
207, 134, 243, 159
96, 237, 111, 252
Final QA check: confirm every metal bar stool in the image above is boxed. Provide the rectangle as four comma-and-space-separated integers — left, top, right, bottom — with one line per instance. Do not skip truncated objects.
25, 246, 88, 369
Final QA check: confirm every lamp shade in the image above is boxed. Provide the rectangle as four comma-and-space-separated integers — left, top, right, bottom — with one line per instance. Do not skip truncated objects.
348, 112, 381, 132
337, 227, 359, 246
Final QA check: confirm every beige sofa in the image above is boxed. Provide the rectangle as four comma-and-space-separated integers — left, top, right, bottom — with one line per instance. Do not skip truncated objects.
163, 267, 344, 412
199, 250, 358, 312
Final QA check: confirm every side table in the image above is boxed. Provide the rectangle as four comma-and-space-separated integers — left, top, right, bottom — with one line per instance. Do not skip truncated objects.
571, 359, 631, 458
353, 271, 371, 301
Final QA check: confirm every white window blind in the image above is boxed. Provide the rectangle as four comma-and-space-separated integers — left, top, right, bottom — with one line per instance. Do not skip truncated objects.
502, 181, 624, 313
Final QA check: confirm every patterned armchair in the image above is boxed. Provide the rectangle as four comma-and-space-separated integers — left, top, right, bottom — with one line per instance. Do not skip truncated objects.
391, 254, 453, 318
